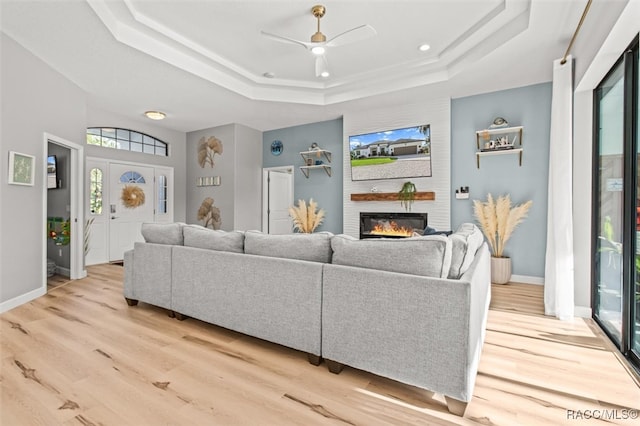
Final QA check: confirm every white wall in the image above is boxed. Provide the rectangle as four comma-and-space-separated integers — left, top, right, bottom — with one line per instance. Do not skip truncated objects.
1, 33, 86, 308
343, 86, 451, 235
233, 124, 262, 231
186, 123, 262, 231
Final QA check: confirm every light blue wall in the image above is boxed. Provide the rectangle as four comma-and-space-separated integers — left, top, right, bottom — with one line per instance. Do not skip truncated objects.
451, 82, 552, 278
263, 118, 343, 234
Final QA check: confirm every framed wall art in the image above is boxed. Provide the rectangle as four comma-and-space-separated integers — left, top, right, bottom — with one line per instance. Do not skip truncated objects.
8, 151, 35, 186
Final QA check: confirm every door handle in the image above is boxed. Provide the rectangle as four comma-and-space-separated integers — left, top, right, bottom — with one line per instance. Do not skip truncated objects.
111, 216, 118, 220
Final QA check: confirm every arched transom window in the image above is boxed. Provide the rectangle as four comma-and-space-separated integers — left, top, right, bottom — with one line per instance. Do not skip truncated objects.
86, 127, 168, 157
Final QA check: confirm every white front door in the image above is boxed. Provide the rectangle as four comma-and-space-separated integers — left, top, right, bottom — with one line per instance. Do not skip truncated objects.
108, 163, 154, 261
265, 168, 293, 234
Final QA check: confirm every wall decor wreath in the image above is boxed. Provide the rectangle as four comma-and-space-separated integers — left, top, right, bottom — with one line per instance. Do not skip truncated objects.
198, 136, 223, 168
197, 197, 221, 229
121, 185, 145, 209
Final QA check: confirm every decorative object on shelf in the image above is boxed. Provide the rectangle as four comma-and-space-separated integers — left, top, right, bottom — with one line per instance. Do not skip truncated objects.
47, 217, 70, 246
289, 199, 325, 233
197, 136, 224, 168
455, 186, 470, 199
475, 125, 524, 168
197, 197, 222, 230
473, 193, 532, 284
489, 117, 508, 128
270, 140, 283, 156
299, 148, 332, 177
398, 181, 417, 211
121, 185, 145, 209
8, 151, 35, 186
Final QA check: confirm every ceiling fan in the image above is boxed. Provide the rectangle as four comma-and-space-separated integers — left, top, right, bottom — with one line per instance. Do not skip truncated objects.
261, 4, 376, 78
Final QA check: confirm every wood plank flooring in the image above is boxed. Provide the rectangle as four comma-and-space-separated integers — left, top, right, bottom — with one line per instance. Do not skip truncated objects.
2, 265, 639, 425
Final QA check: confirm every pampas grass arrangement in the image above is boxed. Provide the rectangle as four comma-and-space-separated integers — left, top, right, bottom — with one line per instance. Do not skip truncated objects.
289, 199, 325, 233
473, 193, 532, 258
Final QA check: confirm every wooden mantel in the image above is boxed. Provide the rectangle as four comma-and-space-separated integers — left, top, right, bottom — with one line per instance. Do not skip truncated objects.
350, 191, 435, 202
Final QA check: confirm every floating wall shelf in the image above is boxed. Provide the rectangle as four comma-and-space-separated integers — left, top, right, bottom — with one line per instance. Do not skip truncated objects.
350, 192, 435, 202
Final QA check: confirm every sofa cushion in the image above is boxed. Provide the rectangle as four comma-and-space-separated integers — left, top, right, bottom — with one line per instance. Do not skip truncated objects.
448, 223, 485, 279
141, 222, 184, 245
331, 234, 452, 278
244, 230, 333, 263
183, 225, 245, 253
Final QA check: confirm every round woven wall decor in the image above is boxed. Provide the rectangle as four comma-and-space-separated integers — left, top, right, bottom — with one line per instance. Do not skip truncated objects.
121, 185, 145, 209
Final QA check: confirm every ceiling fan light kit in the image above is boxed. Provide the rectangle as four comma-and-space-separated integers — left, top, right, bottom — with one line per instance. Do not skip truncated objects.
261, 4, 376, 79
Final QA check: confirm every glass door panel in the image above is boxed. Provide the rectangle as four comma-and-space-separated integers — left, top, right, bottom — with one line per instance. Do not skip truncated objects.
634, 60, 640, 357
595, 61, 625, 343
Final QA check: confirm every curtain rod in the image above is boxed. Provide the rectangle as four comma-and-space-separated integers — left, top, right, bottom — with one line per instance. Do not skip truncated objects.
561, 0, 593, 65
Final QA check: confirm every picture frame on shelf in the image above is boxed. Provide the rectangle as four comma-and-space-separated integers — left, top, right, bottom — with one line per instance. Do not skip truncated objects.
8, 151, 35, 186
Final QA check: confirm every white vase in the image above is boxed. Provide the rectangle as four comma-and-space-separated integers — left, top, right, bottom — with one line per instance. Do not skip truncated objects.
491, 256, 511, 284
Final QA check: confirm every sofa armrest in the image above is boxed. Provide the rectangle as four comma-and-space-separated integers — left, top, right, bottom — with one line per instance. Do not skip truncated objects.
322, 244, 491, 403
124, 242, 173, 310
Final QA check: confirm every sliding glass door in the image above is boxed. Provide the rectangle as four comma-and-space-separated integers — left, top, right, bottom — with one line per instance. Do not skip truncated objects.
634, 47, 640, 362
593, 36, 639, 372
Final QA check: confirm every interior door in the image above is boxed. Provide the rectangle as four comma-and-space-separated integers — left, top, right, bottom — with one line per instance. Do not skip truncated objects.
108, 163, 154, 261
267, 170, 293, 234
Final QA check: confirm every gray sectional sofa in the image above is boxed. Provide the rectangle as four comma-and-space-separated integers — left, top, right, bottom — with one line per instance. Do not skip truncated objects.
123, 223, 490, 416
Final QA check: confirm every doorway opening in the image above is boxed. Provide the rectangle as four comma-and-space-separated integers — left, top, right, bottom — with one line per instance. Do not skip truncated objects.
43, 133, 85, 293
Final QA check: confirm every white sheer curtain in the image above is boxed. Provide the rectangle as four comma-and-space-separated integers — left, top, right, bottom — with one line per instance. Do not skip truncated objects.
544, 55, 575, 320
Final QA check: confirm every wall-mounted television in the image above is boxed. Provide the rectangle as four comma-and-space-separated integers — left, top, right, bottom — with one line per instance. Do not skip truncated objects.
349, 124, 431, 181
47, 155, 58, 189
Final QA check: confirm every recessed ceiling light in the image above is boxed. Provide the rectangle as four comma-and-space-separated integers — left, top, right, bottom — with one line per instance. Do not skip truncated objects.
320, 71, 330, 78
263, 72, 275, 78
144, 111, 166, 120
418, 44, 431, 52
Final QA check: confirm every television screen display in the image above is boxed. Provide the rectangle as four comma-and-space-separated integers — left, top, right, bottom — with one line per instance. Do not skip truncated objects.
47, 155, 57, 189
349, 124, 431, 181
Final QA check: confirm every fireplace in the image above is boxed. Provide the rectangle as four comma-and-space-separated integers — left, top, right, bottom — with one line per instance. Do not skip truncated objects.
359, 212, 428, 239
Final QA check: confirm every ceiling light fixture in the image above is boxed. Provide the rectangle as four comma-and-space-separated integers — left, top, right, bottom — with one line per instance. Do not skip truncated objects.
320, 71, 330, 78
418, 44, 431, 52
263, 72, 276, 78
311, 46, 325, 55
144, 111, 166, 120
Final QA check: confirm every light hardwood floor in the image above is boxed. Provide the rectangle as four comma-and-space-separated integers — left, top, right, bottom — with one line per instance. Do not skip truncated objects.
2, 266, 639, 425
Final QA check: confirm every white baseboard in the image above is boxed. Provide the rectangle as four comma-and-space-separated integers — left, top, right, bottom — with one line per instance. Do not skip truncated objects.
574, 306, 592, 318
0, 286, 46, 314
510, 274, 544, 285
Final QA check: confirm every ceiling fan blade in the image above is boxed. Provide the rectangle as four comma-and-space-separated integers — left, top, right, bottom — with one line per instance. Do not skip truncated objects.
315, 55, 330, 78
261, 30, 312, 50
326, 24, 376, 47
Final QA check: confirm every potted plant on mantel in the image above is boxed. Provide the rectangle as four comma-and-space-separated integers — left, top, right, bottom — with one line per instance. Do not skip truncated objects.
398, 181, 417, 212
473, 194, 532, 284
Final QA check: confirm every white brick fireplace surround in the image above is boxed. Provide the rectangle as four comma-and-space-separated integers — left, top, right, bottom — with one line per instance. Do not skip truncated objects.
342, 94, 451, 237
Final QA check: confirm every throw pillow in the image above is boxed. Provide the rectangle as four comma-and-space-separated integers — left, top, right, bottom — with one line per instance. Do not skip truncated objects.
330, 234, 452, 278
448, 223, 484, 279
183, 225, 245, 253
244, 230, 333, 263
141, 222, 184, 245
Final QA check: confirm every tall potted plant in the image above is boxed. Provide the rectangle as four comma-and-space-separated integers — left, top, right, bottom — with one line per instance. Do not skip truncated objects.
289, 199, 325, 233
473, 194, 532, 284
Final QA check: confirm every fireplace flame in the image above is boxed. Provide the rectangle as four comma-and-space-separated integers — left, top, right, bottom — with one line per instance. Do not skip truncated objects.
370, 221, 414, 237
